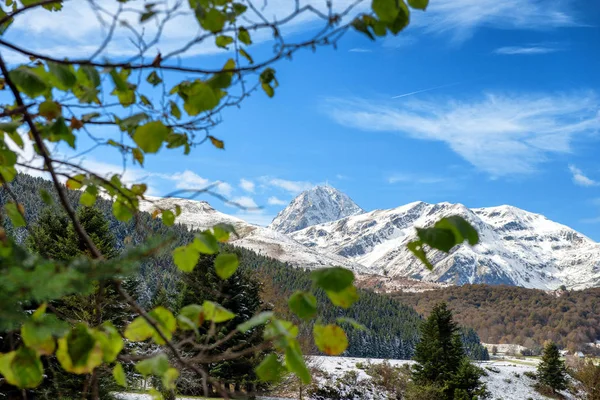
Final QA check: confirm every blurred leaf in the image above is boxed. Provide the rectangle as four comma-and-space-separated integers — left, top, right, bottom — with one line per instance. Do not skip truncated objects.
173, 244, 200, 273
38, 101, 61, 120
288, 291, 317, 320
112, 200, 133, 222
113, 363, 126, 387
193, 231, 219, 254
9, 67, 47, 98
208, 135, 224, 149
162, 209, 175, 226
239, 48, 254, 64
214, 253, 239, 280
203, 300, 235, 323
256, 353, 284, 382
313, 324, 348, 356
326, 285, 358, 309
238, 27, 252, 45
407, 240, 432, 270
169, 100, 181, 120
146, 71, 162, 86
216, 35, 234, 48
408, 0, 428, 10
178, 304, 204, 329
133, 121, 168, 153
5, 202, 25, 227
95, 322, 123, 363
135, 353, 169, 377
336, 317, 367, 331
311, 267, 354, 293
285, 340, 310, 384
47, 62, 76, 89
66, 174, 85, 190
0, 347, 43, 388
372, 0, 400, 22
56, 324, 103, 374
237, 311, 274, 333
212, 223, 236, 242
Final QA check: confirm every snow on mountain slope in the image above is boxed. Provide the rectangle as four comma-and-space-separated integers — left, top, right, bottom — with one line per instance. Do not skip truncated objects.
290, 201, 600, 290
140, 196, 360, 270
269, 185, 364, 233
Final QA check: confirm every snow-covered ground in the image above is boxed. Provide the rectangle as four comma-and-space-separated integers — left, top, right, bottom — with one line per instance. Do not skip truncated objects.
309, 356, 577, 400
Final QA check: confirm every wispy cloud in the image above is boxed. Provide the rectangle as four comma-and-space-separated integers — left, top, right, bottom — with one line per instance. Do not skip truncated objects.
349, 48, 372, 53
569, 165, 598, 187
416, 0, 579, 42
493, 45, 563, 55
267, 196, 288, 206
239, 179, 255, 193
325, 92, 600, 176
264, 177, 314, 195
388, 173, 445, 184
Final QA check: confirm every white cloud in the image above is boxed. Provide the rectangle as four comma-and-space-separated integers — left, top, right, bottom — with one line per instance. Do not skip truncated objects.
265, 178, 313, 195
239, 179, 255, 193
267, 196, 288, 206
232, 196, 259, 209
171, 170, 210, 189
416, 0, 579, 42
569, 165, 598, 187
349, 48, 372, 53
388, 173, 445, 184
215, 182, 233, 197
493, 46, 562, 55
325, 92, 600, 176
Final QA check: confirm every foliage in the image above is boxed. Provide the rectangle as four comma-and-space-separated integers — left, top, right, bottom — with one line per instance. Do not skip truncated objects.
411, 302, 487, 400
393, 284, 600, 351
0, 0, 483, 398
573, 360, 600, 400
537, 342, 568, 394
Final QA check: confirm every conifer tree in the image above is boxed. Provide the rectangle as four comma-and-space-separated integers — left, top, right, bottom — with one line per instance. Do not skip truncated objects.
537, 341, 568, 394
412, 302, 487, 400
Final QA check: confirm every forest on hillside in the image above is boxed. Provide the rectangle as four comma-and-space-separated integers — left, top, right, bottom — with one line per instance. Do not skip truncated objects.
1, 173, 489, 361
393, 284, 600, 352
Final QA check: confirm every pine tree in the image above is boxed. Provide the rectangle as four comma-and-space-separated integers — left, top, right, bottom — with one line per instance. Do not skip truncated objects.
177, 252, 264, 395
412, 302, 487, 400
537, 341, 568, 394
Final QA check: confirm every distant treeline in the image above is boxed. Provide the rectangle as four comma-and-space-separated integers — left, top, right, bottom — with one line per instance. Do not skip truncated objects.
393, 284, 600, 352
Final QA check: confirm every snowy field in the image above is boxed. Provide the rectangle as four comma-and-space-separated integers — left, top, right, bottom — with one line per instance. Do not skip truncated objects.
116, 356, 578, 400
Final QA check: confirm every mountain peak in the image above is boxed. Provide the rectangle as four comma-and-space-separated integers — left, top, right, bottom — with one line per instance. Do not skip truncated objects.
269, 185, 364, 233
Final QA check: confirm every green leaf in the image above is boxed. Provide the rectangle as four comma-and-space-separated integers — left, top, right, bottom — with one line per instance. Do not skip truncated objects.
214, 253, 239, 280
178, 304, 204, 329
66, 173, 85, 190
216, 35, 234, 48
79, 65, 101, 88
256, 353, 284, 382
112, 200, 133, 222
162, 367, 179, 390
5, 202, 25, 227
408, 0, 428, 10
9, 67, 47, 98
146, 71, 162, 86
124, 307, 176, 345
407, 240, 433, 270
113, 363, 127, 387
237, 311, 274, 333
311, 267, 354, 293
201, 8, 226, 32
326, 285, 359, 309
313, 324, 348, 356
288, 291, 317, 320
47, 62, 76, 89
238, 27, 252, 45
173, 244, 200, 273
239, 48, 254, 64
95, 322, 123, 363
372, 0, 400, 22
56, 324, 103, 374
202, 300, 235, 323
434, 215, 479, 246
193, 231, 219, 254
162, 209, 175, 226
79, 189, 97, 207
285, 340, 311, 384
169, 100, 181, 119
40, 189, 53, 205
135, 353, 169, 377
124, 317, 154, 342
133, 121, 169, 153
38, 100, 61, 120
336, 317, 367, 331
416, 226, 456, 253
1, 347, 44, 388
182, 82, 219, 116
212, 223, 236, 242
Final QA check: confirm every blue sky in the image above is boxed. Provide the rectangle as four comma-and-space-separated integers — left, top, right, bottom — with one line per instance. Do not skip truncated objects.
6, 0, 600, 238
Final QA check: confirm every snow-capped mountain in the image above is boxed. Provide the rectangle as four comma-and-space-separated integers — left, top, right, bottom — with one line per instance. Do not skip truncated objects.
290, 201, 600, 290
269, 185, 364, 233
140, 196, 361, 271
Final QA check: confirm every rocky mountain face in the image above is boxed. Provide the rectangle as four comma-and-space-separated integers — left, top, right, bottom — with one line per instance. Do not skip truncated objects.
144, 187, 600, 291
290, 201, 600, 290
269, 185, 364, 233
140, 196, 361, 271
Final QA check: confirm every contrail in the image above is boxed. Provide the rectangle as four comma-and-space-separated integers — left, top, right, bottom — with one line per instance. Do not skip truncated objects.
391, 82, 462, 99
